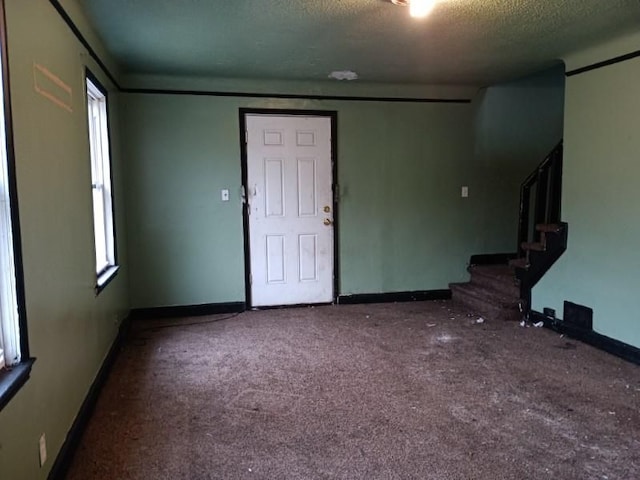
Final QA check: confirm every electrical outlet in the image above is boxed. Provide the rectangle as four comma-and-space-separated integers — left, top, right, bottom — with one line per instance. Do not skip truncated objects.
461, 186, 469, 198
39, 433, 47, 467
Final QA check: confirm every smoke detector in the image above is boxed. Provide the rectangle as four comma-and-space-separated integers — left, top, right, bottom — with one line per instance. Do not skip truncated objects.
329, 70, 359, 81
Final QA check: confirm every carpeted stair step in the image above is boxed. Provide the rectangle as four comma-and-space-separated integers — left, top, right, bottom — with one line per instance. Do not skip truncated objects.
509, 257, 529, 269
450, 282, 521, 321
468, 265, 520, 297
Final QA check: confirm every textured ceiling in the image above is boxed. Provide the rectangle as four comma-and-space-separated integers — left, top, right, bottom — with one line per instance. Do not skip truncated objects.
78, 0, 640, 85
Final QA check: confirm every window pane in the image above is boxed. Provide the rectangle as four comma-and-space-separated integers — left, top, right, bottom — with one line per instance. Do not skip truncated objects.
86, 76, 116, 278
93, 188, 107, 271
0, 45, 20, 366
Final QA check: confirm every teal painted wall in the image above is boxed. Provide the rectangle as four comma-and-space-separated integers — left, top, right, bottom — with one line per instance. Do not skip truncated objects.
123, 94, 246, 307
122, 92, 479, 307
534, 33, 640, 348
472, 65, 565, 253
0, 1, 129, 479
338, 102, 478, 294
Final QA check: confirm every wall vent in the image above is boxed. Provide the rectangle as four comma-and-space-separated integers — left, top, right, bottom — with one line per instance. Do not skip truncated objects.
563, 301, 593, 331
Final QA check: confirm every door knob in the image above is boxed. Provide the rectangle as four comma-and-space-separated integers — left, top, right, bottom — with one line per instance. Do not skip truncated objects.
323, 218, 333, 226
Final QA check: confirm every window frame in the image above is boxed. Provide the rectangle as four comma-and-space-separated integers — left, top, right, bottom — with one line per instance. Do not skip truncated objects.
85, 69, 118, 294
0, 0, 34, 412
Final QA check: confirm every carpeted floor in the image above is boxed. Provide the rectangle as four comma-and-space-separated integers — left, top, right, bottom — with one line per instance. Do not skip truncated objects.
66, 301, 640, 480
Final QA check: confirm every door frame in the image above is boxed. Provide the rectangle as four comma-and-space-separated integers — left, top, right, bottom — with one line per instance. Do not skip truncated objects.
239, 108, 339, 308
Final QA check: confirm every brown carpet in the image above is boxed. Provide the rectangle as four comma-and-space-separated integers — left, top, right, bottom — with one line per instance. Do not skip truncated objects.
65, 301, 640, 480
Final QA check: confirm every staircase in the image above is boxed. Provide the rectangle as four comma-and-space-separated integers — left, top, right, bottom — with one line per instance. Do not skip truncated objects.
511, 221, 568, 314
450, 264, 521, 321
450, 142, 567, 321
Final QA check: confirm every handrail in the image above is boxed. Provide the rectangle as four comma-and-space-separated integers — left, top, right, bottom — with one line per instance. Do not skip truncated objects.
514, 141, 565, 317
517, 141, 563, 255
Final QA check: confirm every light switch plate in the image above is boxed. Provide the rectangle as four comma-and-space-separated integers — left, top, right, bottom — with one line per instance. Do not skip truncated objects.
221, 189, 230, 202
461, 186, 469, 198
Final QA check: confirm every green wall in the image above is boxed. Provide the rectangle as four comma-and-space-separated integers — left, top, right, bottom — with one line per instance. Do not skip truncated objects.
534, 32, 640, 348
2, 1, 636, 478
0, 1, 129, 479
122, 91, 479, 308
472, 65, 565, 253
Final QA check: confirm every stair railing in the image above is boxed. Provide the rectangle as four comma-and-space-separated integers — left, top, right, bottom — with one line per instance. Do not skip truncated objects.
517, 142, 563, 256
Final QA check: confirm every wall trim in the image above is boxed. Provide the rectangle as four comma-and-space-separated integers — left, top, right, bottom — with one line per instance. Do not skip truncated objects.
531, 310, 640, 366
122, 88, 471, 103
47, 315, 131, 480
48, 0, 121, 89
338, 289, 451, 305
130, 302, 246, 320
48, 1, 471, 104
566, 49, 640, 77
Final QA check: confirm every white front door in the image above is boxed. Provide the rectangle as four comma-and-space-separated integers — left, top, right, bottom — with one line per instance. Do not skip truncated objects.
245, 114, 334, 307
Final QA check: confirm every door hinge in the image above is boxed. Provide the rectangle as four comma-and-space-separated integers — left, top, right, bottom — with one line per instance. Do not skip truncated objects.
245, 130, 248, 144
249, 273, 253, 285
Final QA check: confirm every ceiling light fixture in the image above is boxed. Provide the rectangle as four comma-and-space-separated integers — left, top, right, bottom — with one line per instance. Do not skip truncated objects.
390, 0, 437, 18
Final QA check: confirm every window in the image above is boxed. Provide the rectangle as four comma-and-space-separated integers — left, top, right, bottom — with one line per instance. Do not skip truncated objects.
0, 59, 18, 371
86, 73, 117, 290
0, 0, 32, 411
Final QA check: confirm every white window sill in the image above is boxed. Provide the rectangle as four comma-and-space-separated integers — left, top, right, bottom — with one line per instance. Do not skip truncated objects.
96, 265, 119, 294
